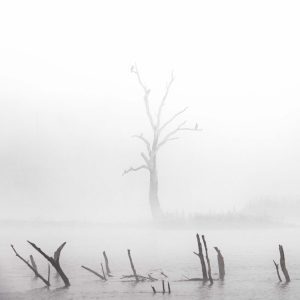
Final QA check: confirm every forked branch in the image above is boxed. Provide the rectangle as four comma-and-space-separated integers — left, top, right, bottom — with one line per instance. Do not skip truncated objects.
132, 134, 151, 154
159, 107, 188, 133
27, 241, 70, 287
158, 121, 200, 149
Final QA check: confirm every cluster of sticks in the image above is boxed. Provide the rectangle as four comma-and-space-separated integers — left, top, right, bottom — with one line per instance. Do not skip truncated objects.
273, 244, 290, 283
11, 242, 162, 289
183, 234, 225, 284
12, 236, 291, 291
151, 280, 171, 294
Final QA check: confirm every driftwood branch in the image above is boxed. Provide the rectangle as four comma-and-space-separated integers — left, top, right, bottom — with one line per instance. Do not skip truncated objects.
27, 241, 70, 287
279, 245, 290, 282
81, 265, 106, 280
202, 235, 213, 284
11, 245, 50, 287
273, 260, 282, 282
214, 247, 225, 280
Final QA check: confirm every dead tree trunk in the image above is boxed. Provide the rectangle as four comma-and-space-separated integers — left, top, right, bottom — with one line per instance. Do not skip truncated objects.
149, 162, 162, 218
279, 245, 290, 282
11, 245, 50, 287
193, 234, 208, 281
103, 251, 112, 276
124, 65, 200, 219
273, 260, 282, 282
214, 247, 225, 280
27, 241, 70, 287
202, 235, 213, 284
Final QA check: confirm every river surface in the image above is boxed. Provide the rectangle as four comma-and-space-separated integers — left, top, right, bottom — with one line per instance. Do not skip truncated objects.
0, 223, 299, 299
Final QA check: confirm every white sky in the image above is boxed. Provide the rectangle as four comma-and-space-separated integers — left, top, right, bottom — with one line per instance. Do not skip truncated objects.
0, 0, 300, 221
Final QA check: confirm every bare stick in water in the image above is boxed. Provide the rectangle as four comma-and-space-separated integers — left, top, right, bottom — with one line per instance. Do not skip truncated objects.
127, 249, 139, 282
11, 245, 50, 287
101, 263, 107, 280
273, 260, 282, 282
214, 247, 225, 280
202, 235, 213, 284
81, 265, 106, 280
103, 251, 112, 276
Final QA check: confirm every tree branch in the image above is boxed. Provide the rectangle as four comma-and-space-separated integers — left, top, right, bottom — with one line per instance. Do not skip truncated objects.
158, 121, 200, 150
132, 134, 151, 154
141, 152, 150, 166
159, 107, 188, 133
156, 72, 175, 129
123, 165, 149, 176
131, 64, 155, 129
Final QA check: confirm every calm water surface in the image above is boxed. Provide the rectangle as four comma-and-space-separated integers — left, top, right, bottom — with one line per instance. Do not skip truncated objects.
0, 223, 299, 299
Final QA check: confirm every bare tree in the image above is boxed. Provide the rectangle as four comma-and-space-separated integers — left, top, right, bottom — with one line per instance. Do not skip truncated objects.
124, 65, 200, 218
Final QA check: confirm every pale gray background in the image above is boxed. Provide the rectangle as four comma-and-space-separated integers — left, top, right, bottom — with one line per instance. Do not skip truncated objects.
0, 0, 300, 222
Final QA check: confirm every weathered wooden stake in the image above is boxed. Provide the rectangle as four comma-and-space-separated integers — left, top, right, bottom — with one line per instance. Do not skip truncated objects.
279, 245, 290, 282
168, 281, 171, 294
162, 280, 165, 293
214, 247, 225, 280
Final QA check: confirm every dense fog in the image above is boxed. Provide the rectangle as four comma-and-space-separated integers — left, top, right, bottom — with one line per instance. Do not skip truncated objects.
1, 0, 300, 222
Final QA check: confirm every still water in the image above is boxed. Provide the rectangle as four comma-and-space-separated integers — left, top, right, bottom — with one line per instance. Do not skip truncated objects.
0, 223, 299, 299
